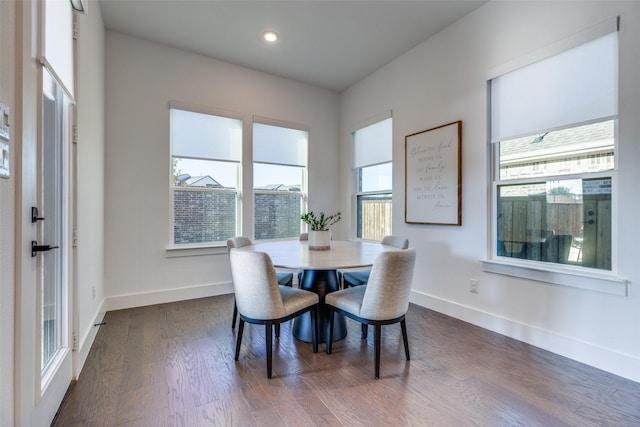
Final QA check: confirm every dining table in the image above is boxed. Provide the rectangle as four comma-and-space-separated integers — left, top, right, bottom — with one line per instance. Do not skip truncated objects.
235, 239, 399, 343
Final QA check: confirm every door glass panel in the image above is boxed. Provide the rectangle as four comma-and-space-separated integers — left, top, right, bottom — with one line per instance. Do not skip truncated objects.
41, 69, 67, 374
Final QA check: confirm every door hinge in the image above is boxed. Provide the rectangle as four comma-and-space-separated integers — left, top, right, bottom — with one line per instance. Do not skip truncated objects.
72, 332, 78, 351
73, 22, 79, 40
72, 229, 78, 247
72, 125, 78, 144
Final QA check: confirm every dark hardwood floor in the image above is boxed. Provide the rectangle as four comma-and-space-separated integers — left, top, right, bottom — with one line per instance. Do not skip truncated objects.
53, 294, 640, 426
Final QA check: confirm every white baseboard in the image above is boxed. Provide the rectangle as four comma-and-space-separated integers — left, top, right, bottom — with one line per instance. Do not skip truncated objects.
410, 290, 640, 384
105, 282, 233, 312
76, 300, 106, 378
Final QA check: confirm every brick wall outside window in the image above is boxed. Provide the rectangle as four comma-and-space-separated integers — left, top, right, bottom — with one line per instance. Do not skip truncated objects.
174, 191, 301, 243
255, 193, 302, 240
174, 191, 236, 244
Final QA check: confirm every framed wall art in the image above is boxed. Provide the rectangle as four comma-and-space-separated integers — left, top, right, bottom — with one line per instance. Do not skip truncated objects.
405, 120, 461, 225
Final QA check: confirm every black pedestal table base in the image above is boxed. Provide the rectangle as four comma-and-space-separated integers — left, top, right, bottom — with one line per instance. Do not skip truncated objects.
292, 269, 347, 343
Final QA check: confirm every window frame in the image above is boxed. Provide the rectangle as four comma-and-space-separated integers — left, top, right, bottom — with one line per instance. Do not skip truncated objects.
252, 118, 309, 241
490, 128, 617, 264
168, 101, 243, 248
352, 114, 393, 241
483, 19, 628, 296
354, 163, 393, 240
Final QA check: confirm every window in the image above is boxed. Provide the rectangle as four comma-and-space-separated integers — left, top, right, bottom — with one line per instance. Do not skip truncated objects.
490, 28, 618, 271
170, 106, 242, 245
253, 122, 308, 240
353, 116, 393, 240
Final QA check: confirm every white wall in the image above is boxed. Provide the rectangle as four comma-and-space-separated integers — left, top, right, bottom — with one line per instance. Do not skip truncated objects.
341, 1, 640, 382
103, 32, 340, 308
0, 1, 16, 423
75, 0, 106, 372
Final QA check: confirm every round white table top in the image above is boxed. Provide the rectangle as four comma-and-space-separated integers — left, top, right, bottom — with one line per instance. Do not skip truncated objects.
236, 239, 398, 270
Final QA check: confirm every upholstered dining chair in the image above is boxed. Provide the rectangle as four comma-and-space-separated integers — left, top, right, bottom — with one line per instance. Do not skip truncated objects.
340, 235, 409, 288
229, 249, 319, 378
227, 237, 294, 329
326, 249, 416, 379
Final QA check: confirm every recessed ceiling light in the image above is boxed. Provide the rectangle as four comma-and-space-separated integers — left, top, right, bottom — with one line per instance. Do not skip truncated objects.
263, 31, 279, 43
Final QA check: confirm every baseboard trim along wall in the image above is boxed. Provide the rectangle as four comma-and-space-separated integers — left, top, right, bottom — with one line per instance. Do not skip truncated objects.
105, 282, 234, 312
410, 291, 640, 384
77, 300, 106, 377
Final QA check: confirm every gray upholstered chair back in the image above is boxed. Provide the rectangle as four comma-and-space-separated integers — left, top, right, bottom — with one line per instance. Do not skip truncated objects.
227, 236, 252, 250
381, 235, 409, 249
229, 250, 287, 320
360, 249, 416, 320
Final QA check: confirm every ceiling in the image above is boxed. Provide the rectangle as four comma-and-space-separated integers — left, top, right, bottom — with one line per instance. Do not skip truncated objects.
98, 1, 487, 92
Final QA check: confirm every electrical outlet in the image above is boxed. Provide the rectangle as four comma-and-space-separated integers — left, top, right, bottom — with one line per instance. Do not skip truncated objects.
470, 279, 479, 294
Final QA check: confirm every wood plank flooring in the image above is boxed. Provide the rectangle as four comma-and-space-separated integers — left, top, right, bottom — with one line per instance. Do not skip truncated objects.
53, 294, 640, 426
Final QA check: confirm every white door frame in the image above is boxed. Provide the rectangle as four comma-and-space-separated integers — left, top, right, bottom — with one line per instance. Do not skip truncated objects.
15, 1, 76, 425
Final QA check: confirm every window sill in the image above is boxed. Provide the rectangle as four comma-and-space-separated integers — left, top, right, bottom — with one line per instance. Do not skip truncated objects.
481, 258, 628, 296
165, 244, 228, 258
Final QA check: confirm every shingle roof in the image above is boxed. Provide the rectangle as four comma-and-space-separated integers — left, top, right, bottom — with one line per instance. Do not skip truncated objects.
500, 120, 614, 161
183, 175, 222, 188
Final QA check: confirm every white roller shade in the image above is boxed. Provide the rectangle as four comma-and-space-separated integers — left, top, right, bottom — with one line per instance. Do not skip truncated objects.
253, 123, 307, 167
491, 32, 618, 142
171, 109, 242, 161
42, 0, 74, 99
353, 118, 392, 168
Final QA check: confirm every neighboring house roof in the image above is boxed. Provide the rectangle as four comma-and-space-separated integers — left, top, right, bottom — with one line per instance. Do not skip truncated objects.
500, 120, 614, 163
178, 175, 301, 191
254, 184, 302, 192
180, 175, 223, 188
498, 120, 614, 198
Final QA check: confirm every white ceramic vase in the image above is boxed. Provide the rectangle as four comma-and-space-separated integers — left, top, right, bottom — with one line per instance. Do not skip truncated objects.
308, 230, 331, 250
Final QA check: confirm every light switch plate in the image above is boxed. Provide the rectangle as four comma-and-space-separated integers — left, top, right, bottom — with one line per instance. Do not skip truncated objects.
0, 141, 9, 179
0, 103, 9, 141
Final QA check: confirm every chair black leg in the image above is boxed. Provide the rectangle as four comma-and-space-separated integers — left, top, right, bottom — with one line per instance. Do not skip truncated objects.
234, 319, 244, 361
325, 307, 334, 354
374, 324, 382, 379
275, 323, 280, 338
361, 323, 368, 339
310, 306, 318, 353
401, 318, 410, 360
232, 300, 238, 329
266, 323, 273, 379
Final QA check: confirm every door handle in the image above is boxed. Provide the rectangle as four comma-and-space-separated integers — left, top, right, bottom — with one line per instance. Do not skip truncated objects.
31, 206, 45, 223
31, 241, 59, 257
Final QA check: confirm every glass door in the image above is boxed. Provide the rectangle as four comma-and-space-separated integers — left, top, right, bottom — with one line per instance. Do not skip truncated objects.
40, 68, 70, 386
